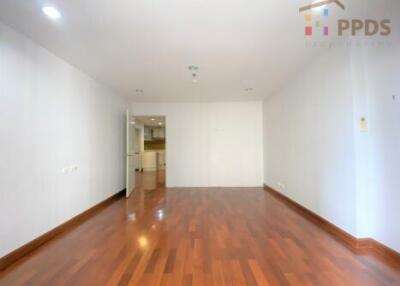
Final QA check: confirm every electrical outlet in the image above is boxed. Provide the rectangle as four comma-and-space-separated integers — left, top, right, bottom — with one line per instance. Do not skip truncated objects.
277, 182, 286, 190
70, 166, 76, 172
61, 166, 78, 174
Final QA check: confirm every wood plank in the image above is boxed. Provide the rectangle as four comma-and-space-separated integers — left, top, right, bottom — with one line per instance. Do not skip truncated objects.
0, 171, 399, 285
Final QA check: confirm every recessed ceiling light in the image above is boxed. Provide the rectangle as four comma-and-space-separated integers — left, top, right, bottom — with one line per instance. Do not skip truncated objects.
42, 6, 62, 20
151, 118, 155, 121
158, 122, 163, 126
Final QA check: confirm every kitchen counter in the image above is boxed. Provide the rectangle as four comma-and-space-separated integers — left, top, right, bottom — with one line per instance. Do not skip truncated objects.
141, 150, 165, 171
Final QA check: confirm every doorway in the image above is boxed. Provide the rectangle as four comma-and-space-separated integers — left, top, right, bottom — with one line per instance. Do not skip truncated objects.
126, 114, 166, 197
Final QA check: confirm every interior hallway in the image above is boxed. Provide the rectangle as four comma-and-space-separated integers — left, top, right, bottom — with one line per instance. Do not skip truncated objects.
0, 171, 399, 286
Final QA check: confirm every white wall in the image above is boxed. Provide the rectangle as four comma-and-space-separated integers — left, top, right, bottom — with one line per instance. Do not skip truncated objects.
356, 44, 400, 252
263, 42, 400, 252
262, 48, 357, 235
0, 23, 128, 257
131, 102, 264, 187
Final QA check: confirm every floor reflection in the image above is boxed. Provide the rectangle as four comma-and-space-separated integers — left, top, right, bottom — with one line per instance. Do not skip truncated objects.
2, 170, 399, 285
124, 171, 167, 254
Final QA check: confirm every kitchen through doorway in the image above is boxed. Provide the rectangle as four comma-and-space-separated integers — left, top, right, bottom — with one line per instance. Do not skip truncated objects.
133, 116, 166, 189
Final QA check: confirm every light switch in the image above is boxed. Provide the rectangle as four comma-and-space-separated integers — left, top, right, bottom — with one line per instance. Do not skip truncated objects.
359, 117, 368, 132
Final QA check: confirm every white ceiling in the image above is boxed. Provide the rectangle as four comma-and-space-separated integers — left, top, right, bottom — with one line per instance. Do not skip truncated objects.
0, 0, 390, 102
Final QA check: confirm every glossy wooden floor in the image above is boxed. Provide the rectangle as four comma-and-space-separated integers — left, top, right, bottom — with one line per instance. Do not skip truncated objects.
1, 171, 400, 286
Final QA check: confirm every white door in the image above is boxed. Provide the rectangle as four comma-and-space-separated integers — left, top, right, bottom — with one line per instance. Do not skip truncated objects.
133, 128, 141, 171
126, 111, 136, 197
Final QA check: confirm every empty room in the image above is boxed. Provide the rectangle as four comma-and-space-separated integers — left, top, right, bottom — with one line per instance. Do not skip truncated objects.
0, 0, 399, 285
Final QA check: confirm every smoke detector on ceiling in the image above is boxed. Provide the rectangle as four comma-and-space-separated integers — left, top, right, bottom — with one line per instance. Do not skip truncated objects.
191, 73, 198, 84
188, 65, 199, 71
188, 65, 199, 84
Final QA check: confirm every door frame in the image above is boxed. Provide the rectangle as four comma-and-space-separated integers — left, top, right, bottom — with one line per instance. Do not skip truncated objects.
129, 114, 167, 187
134, 125, 143, 172
126, 111, 136, 198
